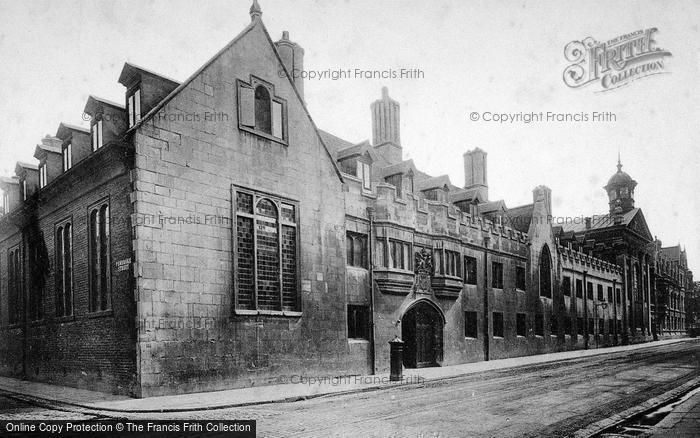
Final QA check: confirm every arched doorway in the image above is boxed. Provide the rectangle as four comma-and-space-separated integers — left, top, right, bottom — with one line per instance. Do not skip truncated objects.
401, 301, 444, 368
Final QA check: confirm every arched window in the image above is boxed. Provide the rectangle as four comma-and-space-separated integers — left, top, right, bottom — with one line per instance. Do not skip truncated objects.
234, 188, 299, 313
55, 222, 73, 317
254, 86, 272, 134
539, 245, 552, 298
89, 201, 111, 312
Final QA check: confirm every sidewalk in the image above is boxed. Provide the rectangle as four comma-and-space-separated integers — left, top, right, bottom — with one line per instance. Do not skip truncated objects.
644, 387, 700, 437
0, 338, 692, 413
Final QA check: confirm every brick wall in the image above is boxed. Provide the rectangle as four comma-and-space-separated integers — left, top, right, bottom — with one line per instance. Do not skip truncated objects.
0, 144, 137, 395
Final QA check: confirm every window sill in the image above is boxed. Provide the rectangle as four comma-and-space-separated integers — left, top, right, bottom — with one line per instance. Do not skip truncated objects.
54, 315, 75, 324
464, 336, 477, 340
239, 125, 287, 146
516, 288, 526, 293
348, 338, 370, 344
85, 310, 114, 319
233, 309, 302, 318
492, 336, 504, 339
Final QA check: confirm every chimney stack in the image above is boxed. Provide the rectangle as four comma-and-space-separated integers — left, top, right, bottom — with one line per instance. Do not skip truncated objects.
370, 87, 402, 165
275, 31, 305, 102
463, 148, 488, 201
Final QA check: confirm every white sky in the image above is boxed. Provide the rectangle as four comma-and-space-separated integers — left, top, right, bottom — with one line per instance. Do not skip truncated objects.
0, 0, 698, 273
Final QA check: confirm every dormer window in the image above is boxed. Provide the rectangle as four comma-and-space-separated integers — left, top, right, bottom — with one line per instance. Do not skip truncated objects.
238, 78, 287, 143
127, 88, 141, 128
385, 173, 403, 197
356, 161, 371, 190
91, 119, 103, 151
39, 163, 47, 188
62, 143, 72, 171
21, 179, 27, 201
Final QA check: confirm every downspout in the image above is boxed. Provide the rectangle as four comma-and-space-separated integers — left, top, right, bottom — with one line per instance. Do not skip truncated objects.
583, 270, 589, 350
366, 207, 376, 375
612, 278, 618, 344
22, 229, 28, 379
483, 236, 490, 361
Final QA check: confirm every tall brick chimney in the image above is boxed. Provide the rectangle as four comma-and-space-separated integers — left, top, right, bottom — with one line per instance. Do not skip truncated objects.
275, 31, 305, 102
463, 148, 488, 201
371, 87, 402, 165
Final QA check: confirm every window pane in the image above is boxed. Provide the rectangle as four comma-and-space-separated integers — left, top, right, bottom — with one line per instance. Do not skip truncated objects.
236, 192, 253, 214
128, 94, 135, 127
90, 210, 99, 311
55, 227, 64, 317
135, 89, 141, 122
236, 215, 255, 309
256, 199, 279, 310
272, 101, 283, 138
254, 86, 272, 134
64, 223, 72, 315
99, 205, 109, 310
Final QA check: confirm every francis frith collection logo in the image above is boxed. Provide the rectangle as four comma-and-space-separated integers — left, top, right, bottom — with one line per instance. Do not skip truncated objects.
563, 28, 672, 91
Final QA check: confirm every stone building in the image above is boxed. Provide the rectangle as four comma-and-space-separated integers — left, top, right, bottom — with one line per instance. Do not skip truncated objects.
0, 2, 690, 397
653, 243, 693, 336
555, 158, 693, 342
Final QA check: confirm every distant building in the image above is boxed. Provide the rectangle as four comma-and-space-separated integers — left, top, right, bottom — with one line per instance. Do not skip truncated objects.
0, 2, 691, 397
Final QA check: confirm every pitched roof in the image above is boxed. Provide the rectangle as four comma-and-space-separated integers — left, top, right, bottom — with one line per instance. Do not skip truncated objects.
336, 140, 376, 162
0, 176, 19, 185
478, 200, 507, 214
34, 143, 61, 159
319, 130, 356, 157
449, 187, 484, 204
84, 95, 125, 116
415, 175, 452, 192
559, 208, 639, 233
507, 203, 534, 233
56, 122, 89, 139
660, 245, 682, 261
118, 62, 181, 87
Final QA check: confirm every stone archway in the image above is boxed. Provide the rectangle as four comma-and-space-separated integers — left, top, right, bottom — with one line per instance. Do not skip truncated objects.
401, 300, 444, 368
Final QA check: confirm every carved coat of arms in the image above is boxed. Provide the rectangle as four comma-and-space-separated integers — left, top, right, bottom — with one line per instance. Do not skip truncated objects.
414, 248, 434, 293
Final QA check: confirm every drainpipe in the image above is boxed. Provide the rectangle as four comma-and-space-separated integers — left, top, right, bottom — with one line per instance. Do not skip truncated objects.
22, 229, 28, 379
612, 278, 618, 345
366, 207, 376, 375
583, 270, 589, 350
483, 236, 490, 361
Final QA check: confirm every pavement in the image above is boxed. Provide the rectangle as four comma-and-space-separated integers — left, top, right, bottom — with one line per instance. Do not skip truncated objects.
0, 337, 692, 414
644, 388, 700, 437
